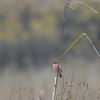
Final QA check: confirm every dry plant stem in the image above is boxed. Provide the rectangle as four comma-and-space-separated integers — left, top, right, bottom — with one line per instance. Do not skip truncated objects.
67, 75, 73, 100
81, 2, 98, 13
70, 0, 98, 13
84, 33, 100, 57
9, 87, 15, 100
64, 0, 72, 21
59, 0, 73, 62
61, 76, 64, 100
82, 89, 86, 100
56, 74, 58, 100
59, 21, 65, 62
52, 74, 58, 100
73, 76, 85, 100
59, 1, 73, 99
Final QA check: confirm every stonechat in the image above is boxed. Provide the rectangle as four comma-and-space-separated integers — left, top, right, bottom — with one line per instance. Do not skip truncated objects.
53, 61, 62, 77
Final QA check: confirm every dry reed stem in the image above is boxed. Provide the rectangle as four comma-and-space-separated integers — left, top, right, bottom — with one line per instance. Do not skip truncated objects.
59, 0, 72, 62
63, 0, 72, 22
61, 75, 64, 100
73, 76, 85, 100
9, 87, 15, 100
67, 0, 98, 13
52, 74, 58, 100
84, 33, 100, 58
66, 75, 73, 100
82, 89, 86, 100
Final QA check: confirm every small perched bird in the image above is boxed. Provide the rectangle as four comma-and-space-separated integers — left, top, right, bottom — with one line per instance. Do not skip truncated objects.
53, 61, 62, 77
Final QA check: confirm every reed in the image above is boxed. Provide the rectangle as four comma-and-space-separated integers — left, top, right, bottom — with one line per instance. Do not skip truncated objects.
52, 0, 100, 100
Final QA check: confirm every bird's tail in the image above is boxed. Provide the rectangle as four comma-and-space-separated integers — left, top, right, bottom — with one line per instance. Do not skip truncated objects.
59, 73, 62, 77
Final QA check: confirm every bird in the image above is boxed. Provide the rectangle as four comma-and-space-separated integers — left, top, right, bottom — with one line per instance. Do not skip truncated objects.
53, 61, 62, 77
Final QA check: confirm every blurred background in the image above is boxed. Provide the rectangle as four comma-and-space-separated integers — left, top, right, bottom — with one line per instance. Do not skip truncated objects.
0, 0, 100, 99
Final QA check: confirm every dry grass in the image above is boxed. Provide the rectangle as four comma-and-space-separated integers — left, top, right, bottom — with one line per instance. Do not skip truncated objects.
0, 58, 100, 100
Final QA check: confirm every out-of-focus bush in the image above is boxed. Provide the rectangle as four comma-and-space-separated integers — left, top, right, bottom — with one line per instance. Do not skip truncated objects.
0, 0, 100, 69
